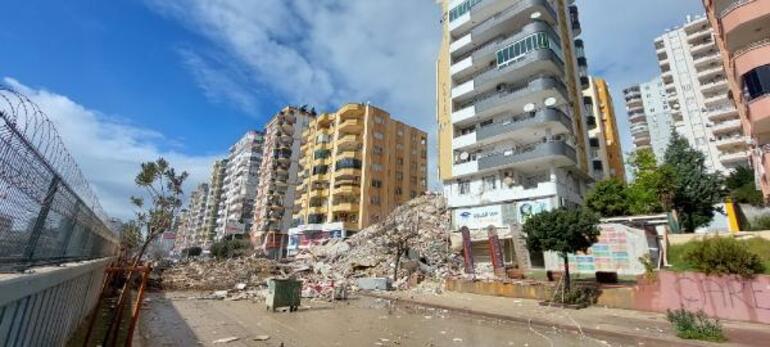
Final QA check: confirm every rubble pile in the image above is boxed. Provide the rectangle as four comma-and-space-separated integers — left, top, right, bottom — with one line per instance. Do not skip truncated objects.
162, 257, 283, 291
296, 193, 462, 296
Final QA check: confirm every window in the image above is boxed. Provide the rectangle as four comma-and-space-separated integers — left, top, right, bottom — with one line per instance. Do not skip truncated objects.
370, 196, 381, 205
458, 180, 470, 195
495, 32, 562, 68
374, 116, 384, 124
335, 158, 362, 170
373, 145, 384, 155
372, 180, 382, 188
397, 129, 404, 136
395, 187, 402, 196
372, 163, 384, 171
744, 64, 770, 101
396, 158, 404, 166
374, 132, 384, 140
480, 119, 493, 128
448, 0, 482, 22
312, 165, 328, 175
396, 143, 404, 150
395, 172, 403, 180
483, 175, 497, 190
314, 149, 330, 159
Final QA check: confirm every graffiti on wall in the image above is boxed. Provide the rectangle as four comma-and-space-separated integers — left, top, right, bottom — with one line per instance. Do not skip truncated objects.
634, 271, 770, 324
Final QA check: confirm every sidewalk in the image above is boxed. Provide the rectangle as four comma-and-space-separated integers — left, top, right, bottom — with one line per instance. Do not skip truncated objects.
365, 290, 770, 347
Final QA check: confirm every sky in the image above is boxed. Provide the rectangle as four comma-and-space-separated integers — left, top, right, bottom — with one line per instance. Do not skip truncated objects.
0, 0, 705, 220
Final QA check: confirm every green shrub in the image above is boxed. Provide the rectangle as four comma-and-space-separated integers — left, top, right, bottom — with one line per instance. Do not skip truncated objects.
210, 239, 252, 259
681, 237, 765, 278
551, 285, 601, 307
749, 214, 770, 231
666, 308, 726, 342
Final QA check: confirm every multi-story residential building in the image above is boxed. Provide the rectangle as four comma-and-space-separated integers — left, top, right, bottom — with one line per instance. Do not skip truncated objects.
251, 106, 314, 259
436, 0, 591, 269
187, 183, 209, 247
624, 77, 675, 161
215, 130, 264, 240
702, 0, 770, 199
202, 159, 227, 244
289, 103, 428, 256
583, 76, 625, 181
654, 14, 748, 173
173, 208, 191, 251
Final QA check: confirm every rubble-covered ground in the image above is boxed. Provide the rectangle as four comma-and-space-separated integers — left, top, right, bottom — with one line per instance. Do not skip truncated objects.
159, 193, 463, 300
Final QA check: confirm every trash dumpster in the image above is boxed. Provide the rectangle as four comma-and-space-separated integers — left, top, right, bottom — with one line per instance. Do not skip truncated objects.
265, 278, 301, 312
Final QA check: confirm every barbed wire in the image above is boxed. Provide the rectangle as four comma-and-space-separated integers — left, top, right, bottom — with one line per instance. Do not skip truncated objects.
0, 85, 112, 231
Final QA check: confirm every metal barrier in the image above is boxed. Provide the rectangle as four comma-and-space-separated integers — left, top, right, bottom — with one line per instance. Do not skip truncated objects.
0, 86, 118, 270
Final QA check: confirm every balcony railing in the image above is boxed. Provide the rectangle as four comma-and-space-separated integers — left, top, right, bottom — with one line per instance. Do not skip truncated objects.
477, 140, 577, 171
719, 0, 755, 18
475, 107, 572, 142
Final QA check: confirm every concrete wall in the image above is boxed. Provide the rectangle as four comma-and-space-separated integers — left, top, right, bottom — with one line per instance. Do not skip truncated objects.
0, 258, 110, 346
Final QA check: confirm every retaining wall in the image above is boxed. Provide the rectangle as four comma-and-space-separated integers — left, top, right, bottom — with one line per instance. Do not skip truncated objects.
0, 258, 111, 346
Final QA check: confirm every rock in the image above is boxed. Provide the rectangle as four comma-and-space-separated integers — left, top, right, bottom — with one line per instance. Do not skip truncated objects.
453, 338, 463, 343
356, 277, 392, 291
213, 336, 240, 344
212, 290, 228, 299
234, 283, 247, 290
253, 335, 270, 341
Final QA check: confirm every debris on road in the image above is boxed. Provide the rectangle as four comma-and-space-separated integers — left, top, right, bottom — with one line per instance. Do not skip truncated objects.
212, 336, 240, 344
253, 335, 270, 341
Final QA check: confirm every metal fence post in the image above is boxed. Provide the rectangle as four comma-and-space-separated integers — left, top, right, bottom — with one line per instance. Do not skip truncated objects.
24, 176, 61, 260
60, 204, 81, 258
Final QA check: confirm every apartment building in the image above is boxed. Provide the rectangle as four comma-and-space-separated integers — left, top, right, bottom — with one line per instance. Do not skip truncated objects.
624, 77, 675, 161
187, 183, 210, 247
436, 0, 590, 269
251, 106, 314, 259
173, 209, 191, 251
202, 159, 227, 244
289, 103, 428, 256
654, 14, 748, 173
215, 130, 264, 240
583, 76, 625, 181
702, 0, 770, 198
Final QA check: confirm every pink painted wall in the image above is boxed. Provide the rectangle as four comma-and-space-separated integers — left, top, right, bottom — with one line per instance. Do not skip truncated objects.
632, 272, 770, 324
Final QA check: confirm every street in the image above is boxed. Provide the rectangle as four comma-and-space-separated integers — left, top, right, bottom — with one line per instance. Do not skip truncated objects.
136, 292, 633, 347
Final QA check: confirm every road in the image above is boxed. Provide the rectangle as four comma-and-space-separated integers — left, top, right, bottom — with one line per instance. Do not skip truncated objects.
136, 292, 640, 347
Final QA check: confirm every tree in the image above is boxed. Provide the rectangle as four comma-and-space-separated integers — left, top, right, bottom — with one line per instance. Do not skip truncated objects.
725, 166, 763, 206
625, 148, 675, 215
522, 208, 600, 291
585, 178, 630, 217
664, 131, 725, 232
119, 221, 141, 257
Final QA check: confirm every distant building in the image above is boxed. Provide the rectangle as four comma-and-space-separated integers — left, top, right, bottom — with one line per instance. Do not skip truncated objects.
202, 159, 227, 243
623, 77, 674, 162
215, 131, 264, 240
289, 103, 428, 256
702, 0, 770, 198
251, 106, 315, 259
583, 77, 625, 181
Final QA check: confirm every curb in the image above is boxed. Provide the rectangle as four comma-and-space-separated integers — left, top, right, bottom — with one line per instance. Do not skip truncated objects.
361, 292, 709, 347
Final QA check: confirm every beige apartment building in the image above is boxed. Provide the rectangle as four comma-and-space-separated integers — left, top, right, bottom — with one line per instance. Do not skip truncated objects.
250, 106, 314, 259
703, 0, 770, 198
288, 103, 428, 255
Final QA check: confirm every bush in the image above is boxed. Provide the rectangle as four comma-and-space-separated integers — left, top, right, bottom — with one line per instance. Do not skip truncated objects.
666, 308, 726, 342
680, 237, 765, 278
551, 285, 601, 307
749, 214, 770, 231
210, 239, 252, 259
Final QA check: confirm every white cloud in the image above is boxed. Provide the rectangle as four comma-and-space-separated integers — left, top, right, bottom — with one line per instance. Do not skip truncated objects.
4, 77, 222, 220
147, 0, 443, 188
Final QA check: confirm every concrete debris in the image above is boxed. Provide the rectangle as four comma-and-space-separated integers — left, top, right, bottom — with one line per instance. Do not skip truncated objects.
253, 335, 270, 341
160, 194, 461, 301
213, 336, 240, 344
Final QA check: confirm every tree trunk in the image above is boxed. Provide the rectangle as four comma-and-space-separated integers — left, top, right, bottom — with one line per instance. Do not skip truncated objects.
562, 254, 571, 293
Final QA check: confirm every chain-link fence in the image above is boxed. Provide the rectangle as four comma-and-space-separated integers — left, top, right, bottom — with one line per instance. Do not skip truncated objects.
0, 86, 118, 270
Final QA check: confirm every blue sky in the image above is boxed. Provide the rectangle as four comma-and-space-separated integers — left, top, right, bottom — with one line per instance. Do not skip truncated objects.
0, 0, 704, 219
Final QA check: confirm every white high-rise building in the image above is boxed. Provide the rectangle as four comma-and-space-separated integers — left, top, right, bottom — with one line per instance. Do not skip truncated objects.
215, 130, 265, 240
436, 0, 592, 269
624, 77, 674, 161
654, 14, 748, 173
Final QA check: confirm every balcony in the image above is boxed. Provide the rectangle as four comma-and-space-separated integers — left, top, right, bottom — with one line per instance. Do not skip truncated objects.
712, 119, 743, 135
693, 51, 721, 68
697, 65, 724, 81
338, 119, 362, 133
634, 135, 651, 147
477, 140, 577, 172
715, 135, 747, 150
706, 104, 739, 121
630, 124, 649, 135
719, 151, 750, 165
453, 108, 571, 150
448, 0, 533, 37
452, 77, 568, 126
332, 202, 359, 213
703, 93, 729, 108
333, 184, 359, 196
629, 112, 647, 124
337, 135, 359, 149
338, 104, 364, 118
701, 79, 729, 95
721, 0, 770, 52
452, 159, 478, 177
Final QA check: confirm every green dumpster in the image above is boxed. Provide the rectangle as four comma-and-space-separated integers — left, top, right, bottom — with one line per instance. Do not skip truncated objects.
265, 278, 301, 312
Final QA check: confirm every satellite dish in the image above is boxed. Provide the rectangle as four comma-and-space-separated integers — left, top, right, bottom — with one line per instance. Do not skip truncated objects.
460, 152, 469, 160
523, 103, 536, 112
503, 176, 515, 187
530, 12, 542, 19
544, 97, 557, 106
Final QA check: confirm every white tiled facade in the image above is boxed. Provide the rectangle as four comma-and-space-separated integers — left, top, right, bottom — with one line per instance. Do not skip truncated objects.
215, 131, 264, 240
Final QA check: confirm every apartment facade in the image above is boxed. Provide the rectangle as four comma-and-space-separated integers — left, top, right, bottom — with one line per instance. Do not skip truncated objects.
654, 14, 748, 173
215, 130, 264, 240
202, 159, 227, 244
187, 183, 210, 247
437, 0, 590, 269
289, 103, 428, 256
624, 77, 675, 161
251, 106, 314, 259
702, 0, 770, 198
583, 76, 625, 181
